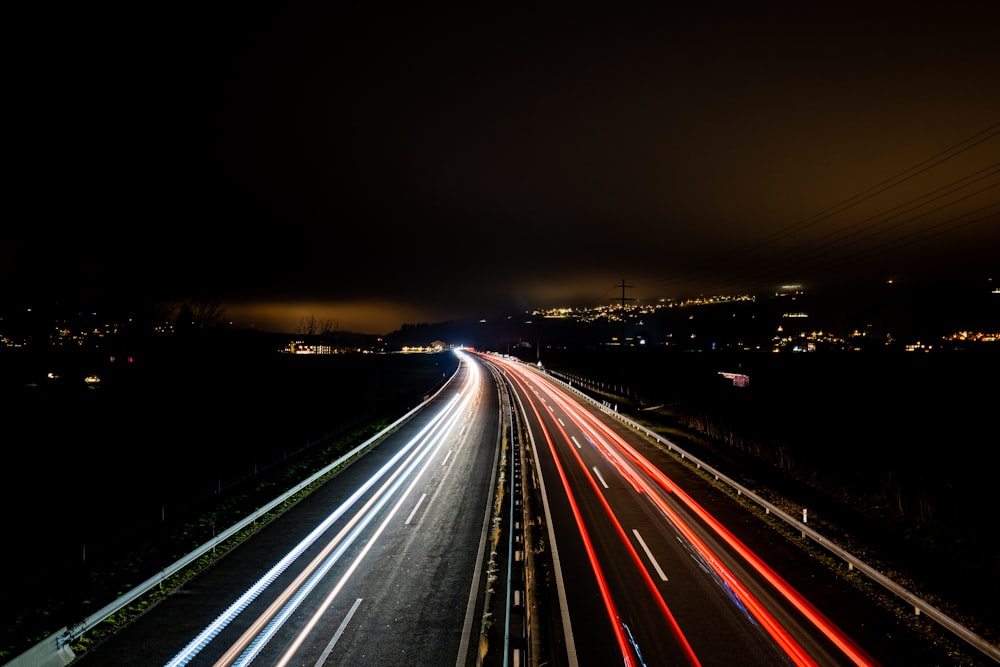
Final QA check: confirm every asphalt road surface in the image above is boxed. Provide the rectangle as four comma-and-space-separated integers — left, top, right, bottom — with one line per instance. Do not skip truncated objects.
75, 353, 500, 667
61, 350, 993, 667
480, 352, 986, 667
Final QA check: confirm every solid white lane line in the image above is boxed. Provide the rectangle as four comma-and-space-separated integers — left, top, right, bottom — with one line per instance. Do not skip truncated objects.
313, 598, 363, 667
633, 529, 668, 581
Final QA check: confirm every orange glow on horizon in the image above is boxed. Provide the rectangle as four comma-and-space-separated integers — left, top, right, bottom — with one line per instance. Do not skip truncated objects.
223, 300, 436, 335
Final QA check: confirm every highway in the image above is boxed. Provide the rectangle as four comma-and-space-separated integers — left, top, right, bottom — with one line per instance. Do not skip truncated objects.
66, 349, 977, 667
479, 351, 927, 667
77, 351, 500, 667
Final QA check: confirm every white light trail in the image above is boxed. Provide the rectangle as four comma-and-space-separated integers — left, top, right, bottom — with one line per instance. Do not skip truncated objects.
164, 358, 480, 667
236, 369, 478, 667
273, 391, 474, 667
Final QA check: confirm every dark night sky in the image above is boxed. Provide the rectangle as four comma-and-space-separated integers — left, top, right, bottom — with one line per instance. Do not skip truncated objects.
5, 3, 999, 333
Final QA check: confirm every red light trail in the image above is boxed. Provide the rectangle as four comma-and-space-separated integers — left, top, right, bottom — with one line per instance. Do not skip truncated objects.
489, 353, 880, 666
508, 366, 701, 666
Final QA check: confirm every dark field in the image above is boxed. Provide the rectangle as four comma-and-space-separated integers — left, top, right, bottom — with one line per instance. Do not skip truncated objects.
537, 347, 998, 520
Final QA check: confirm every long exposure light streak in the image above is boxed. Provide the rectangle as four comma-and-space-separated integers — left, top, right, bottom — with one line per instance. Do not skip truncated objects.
518, 388, 640, 667
504, 364, 700, 667
270, 387, 476, 667
513, 358, 878, 667
229, 402, 464, 667
163, 357, 480, 667
533, 369, 821, 665
555, 390, 875, 665
503, 370, 581, 667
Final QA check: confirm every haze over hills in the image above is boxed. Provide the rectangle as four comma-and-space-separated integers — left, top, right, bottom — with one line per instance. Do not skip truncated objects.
385, 275, 998, 351
1, 274, 996, 358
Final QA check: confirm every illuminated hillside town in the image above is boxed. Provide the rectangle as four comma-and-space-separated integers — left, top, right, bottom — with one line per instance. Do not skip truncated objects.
1, 281, 996, 359
521, 285, 997, 353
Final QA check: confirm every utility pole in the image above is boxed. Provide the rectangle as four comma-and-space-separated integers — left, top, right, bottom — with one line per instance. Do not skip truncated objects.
616, 278, 634, 346
615, 279, 635, 403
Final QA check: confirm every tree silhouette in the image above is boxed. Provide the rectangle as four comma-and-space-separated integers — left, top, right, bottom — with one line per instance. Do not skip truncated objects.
296, 316, 340, 346
170, 297, 227, 333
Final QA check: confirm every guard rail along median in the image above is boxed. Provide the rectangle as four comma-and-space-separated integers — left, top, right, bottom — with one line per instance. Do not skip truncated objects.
541, 366, 1000, 665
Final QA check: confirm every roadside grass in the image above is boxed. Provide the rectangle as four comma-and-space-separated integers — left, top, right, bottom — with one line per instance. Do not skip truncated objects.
2, 417, 395, 662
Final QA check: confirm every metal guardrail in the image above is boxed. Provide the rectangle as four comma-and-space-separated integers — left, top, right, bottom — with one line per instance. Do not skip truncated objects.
10, 360, 996, 666
545, 367, 1000, 665
5, 368, 461, 667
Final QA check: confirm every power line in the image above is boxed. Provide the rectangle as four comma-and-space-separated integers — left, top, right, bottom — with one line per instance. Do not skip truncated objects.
643, 121, 1000, 298
772, 166, 1000, 267
725, 121, 1000, 258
